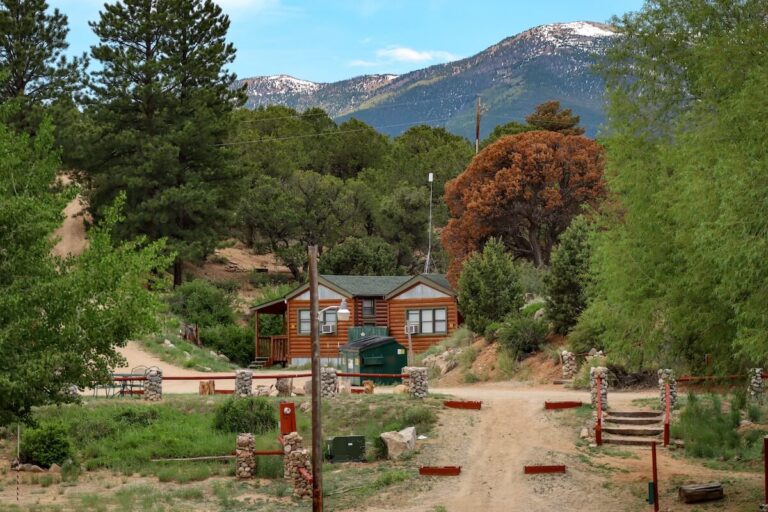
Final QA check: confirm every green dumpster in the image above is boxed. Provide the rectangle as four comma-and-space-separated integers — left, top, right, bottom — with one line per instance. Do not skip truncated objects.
339, 335, 407, 386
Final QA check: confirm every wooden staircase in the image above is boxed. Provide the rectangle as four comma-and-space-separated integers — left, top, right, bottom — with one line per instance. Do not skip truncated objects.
602, 410, 664, 447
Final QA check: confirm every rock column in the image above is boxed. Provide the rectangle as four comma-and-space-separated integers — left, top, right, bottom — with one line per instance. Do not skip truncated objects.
320, 367, 338, 398
286, 449, 312, 498
589, 366, 608, 410
275, 377, 293, 397
236, 433, 256, 479
282, 432, 305, 478
748, 368, 764, 403
144, 369, 162, 401
658, 369, 677, 408
403, 367, 429, 399
235, 370, 253, 397
561, 351, 577, 380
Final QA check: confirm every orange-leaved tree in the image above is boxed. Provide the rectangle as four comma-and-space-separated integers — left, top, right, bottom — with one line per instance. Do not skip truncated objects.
442, 130, 605, 283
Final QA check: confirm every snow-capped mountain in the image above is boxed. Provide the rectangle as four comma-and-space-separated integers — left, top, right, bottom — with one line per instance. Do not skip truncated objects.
235, 21, 617, 138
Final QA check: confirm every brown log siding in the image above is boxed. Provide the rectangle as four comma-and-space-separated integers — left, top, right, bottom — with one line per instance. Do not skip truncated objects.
387, 297, 459, 353
287, 299, 357, 358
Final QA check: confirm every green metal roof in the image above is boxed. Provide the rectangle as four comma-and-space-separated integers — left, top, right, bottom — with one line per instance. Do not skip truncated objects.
422, 273, 453, 291
321, 275, 411, 297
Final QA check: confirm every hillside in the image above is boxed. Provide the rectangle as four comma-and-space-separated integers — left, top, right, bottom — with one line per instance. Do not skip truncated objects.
235, 21, 617, 138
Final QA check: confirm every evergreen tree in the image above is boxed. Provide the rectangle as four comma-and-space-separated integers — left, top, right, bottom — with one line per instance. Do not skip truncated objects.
84, 0, 244, 285
457, 239, 523, 334
0, 0, 85, 133
544, 216, 593, 334
525, 100, 584, 135
319, 236, 401, 276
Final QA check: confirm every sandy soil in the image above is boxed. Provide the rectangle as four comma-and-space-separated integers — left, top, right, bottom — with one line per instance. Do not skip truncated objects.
51, 194, 89, 258
112, 341, 313, 394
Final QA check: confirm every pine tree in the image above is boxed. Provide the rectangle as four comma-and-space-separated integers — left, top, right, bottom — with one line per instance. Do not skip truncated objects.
0, 0, 84, 133
525, 100, 585, 135
84, 0, 244, 285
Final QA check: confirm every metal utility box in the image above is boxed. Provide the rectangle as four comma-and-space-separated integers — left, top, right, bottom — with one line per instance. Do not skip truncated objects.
339, 335, 407, 386
326, 435, 366, 463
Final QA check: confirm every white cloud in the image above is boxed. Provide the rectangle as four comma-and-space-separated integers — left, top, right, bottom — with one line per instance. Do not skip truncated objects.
351, 45, 458, 67
376, 46, 456, 63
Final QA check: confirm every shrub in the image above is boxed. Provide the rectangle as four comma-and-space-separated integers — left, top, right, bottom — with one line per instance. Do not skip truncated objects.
521, 302, 545, 318
441, 326, 472, 348
497, 315, 548, 356
249, 271, 296, 288
672, 393, 744, 459
517, 260, 546, 296
20, 424, 73, 468
457, 239, 523, 334
544, 216, 593, 334
200, 324, 253, 367
168, 279, 235, 327
572, 355, 607, 389
213, 397, 277, 435
318, 236, 401, 276
484, 322, 502, 342
458, 346, 478, 369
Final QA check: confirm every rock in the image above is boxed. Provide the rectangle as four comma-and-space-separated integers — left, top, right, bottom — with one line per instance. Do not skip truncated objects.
48, 463, 61, 473
163, 339, 175, 349
363, 380, 375, 394
338, 381, 351, 394
303, 380, 312, 396
533, 307, 546, 321
399, 426, 416, 451
255, 385, 272, 397
299, 401, 312, 413
380, 431, 411, 460
293, 387, 305, 396
218, 353, 230, 362
580, 428, 589, 439
183, 351, 192, 360
276, 377, 293, 397
740, 419, 753, 428
209, 350, 218, 358
588, 348, 598, 356
18, 463, 44, 473
393, 384, 408, 394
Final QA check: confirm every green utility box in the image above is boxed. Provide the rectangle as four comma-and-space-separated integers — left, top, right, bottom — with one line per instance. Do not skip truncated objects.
339, 335, 407, 386
326, 436, 366, 463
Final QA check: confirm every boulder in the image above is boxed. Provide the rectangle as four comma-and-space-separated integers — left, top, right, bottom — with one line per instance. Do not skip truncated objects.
18, 463, 44, 473
393, 384, 408, 395
338, 381, 351, 394
217, 353, 230, 362
183, 351, 192, 360
533, 308, 546, 321
299, 401, 312, 413
303, 380, 312, 396
380, 426, 417, 460
363, 380, 375, 394
48, 463, 61, 473
163, 339, 175, 349
293, 387, 305, 396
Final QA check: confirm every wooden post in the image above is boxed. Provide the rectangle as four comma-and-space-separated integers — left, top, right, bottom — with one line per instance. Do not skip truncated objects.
596, 375, 602, 445
308, 245, 323, 512
652, 441, 659, 512
663, 382, 671, 447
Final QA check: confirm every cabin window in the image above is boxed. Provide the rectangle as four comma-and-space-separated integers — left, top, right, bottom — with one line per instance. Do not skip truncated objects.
362, 299, 375, 317
297, 309, 337, 334
406, 308, 448, 334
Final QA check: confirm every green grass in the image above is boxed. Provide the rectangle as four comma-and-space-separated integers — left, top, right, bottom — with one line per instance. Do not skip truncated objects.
137, 314, 236, 372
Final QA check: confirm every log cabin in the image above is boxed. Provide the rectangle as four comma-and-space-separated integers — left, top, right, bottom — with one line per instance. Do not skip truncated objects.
250, 274, 461, 366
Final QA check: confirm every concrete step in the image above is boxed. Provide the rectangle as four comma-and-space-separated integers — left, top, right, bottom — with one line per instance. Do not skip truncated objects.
605, 417, 662, 426
602, 426, 663, 436
602, 434, 662, 447
607, 410, 662, 418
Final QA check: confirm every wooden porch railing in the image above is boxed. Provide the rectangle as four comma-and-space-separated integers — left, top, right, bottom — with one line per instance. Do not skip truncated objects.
257, 336, 289, 367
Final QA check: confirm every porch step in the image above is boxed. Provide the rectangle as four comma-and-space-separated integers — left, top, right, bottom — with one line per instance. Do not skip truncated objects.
607, 410, 662, 418
605, 417, 662, 425
602, 426, 663, 436
249, 357, 268, 369
602, 434, 662, 447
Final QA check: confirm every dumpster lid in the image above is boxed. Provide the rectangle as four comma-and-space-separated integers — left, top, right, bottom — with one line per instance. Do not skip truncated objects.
339, 335, 401, 353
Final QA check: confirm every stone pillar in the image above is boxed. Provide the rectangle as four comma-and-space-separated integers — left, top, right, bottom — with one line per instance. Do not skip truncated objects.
589, 366, 608, 410
658, 369, 677, 408
561, 351, 577, 380
275, 378, 293, 397
286, 449, 312, 498
144, 369, 162, 401
320, 367, 338, 398
403, 367, 428, 399
282, 432, 305, 478
748, 368, 764, 403
235, 433, 256, 479
759, 503, 768, 512
235, 370, 253, 397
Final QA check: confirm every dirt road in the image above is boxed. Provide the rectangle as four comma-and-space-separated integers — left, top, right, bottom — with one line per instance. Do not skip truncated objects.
371, 381, 658, 512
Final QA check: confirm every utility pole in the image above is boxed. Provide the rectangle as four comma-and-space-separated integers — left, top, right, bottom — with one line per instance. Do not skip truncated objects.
475, 95, 482, 154
308, 245, 323, 512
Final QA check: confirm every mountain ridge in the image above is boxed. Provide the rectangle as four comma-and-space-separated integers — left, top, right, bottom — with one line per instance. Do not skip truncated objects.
234, 21, 617, 138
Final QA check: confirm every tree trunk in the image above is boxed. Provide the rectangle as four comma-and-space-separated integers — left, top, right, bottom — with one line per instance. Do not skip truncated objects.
173, 259, 183, 287
529, 227, 544, 268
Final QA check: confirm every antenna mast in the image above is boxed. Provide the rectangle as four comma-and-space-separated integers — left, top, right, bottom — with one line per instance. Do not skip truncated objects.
424, 172, 434, 274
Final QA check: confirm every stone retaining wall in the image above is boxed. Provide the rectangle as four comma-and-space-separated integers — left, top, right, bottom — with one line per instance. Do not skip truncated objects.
749, 368, 764, 403
561, 351, 577, 380
658, 369, 677, 408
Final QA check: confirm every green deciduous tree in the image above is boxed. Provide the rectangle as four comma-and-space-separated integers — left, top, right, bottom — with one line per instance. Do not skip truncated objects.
579, 0, 768, 372
83, 0, 243, 286
0, 119, 169, 425
457, 239, 523, 334
544, 215, 593, 335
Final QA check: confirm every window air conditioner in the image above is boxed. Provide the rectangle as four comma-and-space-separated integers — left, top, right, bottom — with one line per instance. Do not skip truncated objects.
321, 323, 336, 334
406, 324, 419, 335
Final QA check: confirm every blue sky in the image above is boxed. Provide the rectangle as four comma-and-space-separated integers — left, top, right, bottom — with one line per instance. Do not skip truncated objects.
50, 0, 644, 83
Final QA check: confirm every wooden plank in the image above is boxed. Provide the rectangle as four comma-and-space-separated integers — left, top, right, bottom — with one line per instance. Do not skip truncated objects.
152, 455, 235, 462
254, 450, 284, 456
419, 466, 461, 476
524, 465, 567, 474
678, 482, 724, 503
214, 389, 234, 394
544, 401, 582, 410
444, 400, 482, 410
